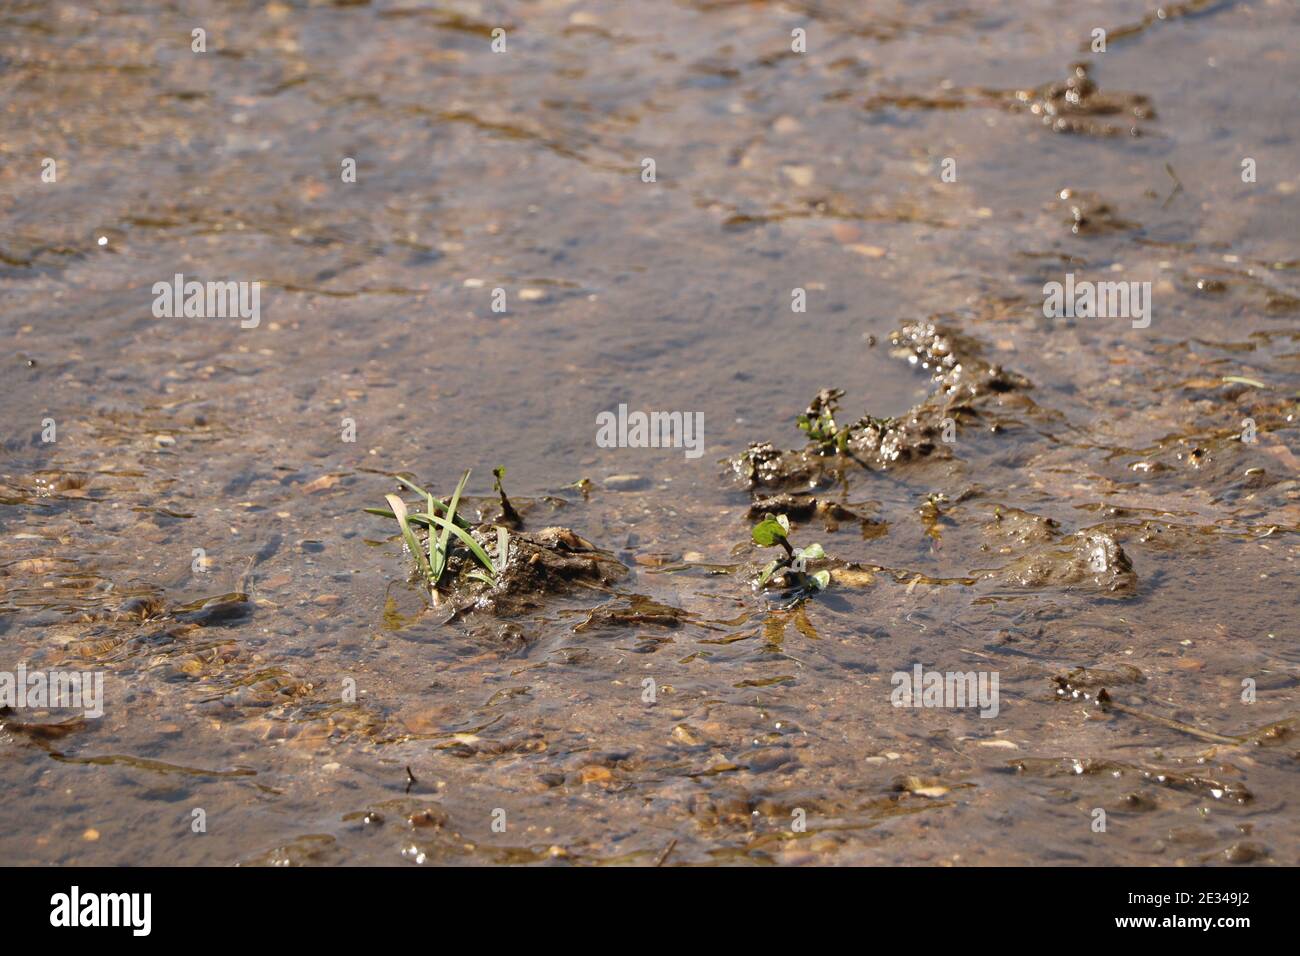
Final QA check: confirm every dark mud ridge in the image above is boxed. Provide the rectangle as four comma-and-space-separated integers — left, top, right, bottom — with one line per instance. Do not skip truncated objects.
434, 526, 626, 618
730, 318, 1028, 491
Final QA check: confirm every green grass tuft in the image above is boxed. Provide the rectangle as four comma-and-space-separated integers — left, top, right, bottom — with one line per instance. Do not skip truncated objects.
371, 470, 508, 594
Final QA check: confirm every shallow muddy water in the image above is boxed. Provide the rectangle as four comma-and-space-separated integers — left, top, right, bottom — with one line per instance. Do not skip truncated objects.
1, 0, 1297, 865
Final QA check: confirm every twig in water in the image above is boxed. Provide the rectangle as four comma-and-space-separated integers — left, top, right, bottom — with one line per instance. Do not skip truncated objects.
1162, 163, 1185, 209
655, 838, 677, 867
1098, 689, 1244, 745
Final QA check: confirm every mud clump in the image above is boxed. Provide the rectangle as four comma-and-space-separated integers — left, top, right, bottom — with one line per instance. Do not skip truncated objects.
732, 440, 837, 492
983, 507, 1061, 549
175, 592, 254, 626
729, 319, 1029, 491
988, 530, 1137, 594
1014, 62, 1155, 137
746, 494, 882, 534
573, 594, 688, 632
980, 505, 1138, 595
889, 320, 1029, 398
1056, 188, 1136, 236
1051, 664, 1146, 704
440, 526, 627, 617
747, 493, 822, 521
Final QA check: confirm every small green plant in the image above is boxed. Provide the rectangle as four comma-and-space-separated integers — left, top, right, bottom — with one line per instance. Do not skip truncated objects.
797, 388, 852, 454
492, 466, 523, 527
366, 469, 509, 593
859, 414, 896, 433
752, 513, 830, 592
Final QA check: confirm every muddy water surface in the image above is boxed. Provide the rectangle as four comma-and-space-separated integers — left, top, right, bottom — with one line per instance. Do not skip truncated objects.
1, 0, 1298, 865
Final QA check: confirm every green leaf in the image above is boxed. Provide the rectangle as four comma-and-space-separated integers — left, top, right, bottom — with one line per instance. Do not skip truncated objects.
421, 511, 496, 575
370, 510, 436, 529
758, 559, 780, 586
393, 475, 431, 498
430, 470, 470, 585
426, 492, 439, 577
384, 494, 433, 582
810, 570, 831, 591
391, 476, 472, 528
752, 514, 789, 547
799, 543, 825, 561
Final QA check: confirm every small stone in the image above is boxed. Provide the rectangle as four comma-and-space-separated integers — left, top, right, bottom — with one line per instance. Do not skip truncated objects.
408, 808, 447, 828
578, 766, 613, 785
82, 828, 100, 842
603, 474, 649, 491
782, 165, 815, 187
302, 474, 340, 493
1222, 842, 1268, 864
671, 724, 705, 746
153, 435, 176, 447
831, 222, 862, 244
893, 774, 952, 797
313, 593, 341, 607
746, 748, 797, 773
847, 244, 887, 258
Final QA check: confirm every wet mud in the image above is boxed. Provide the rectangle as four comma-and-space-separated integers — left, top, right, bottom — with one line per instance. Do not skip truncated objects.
1, 0, 1297, 865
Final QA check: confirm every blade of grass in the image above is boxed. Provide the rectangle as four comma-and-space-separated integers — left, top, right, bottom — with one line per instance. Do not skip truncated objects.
368, 509, 481, 537
368, 509, 450, 532
426, 492, 440, 580
394, 475, 431, 498
391, 476, 473, 528
496, 526, 509, 576
420, 511, 495, 573
384, 494, 432, 582
431, 470, 471, 585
